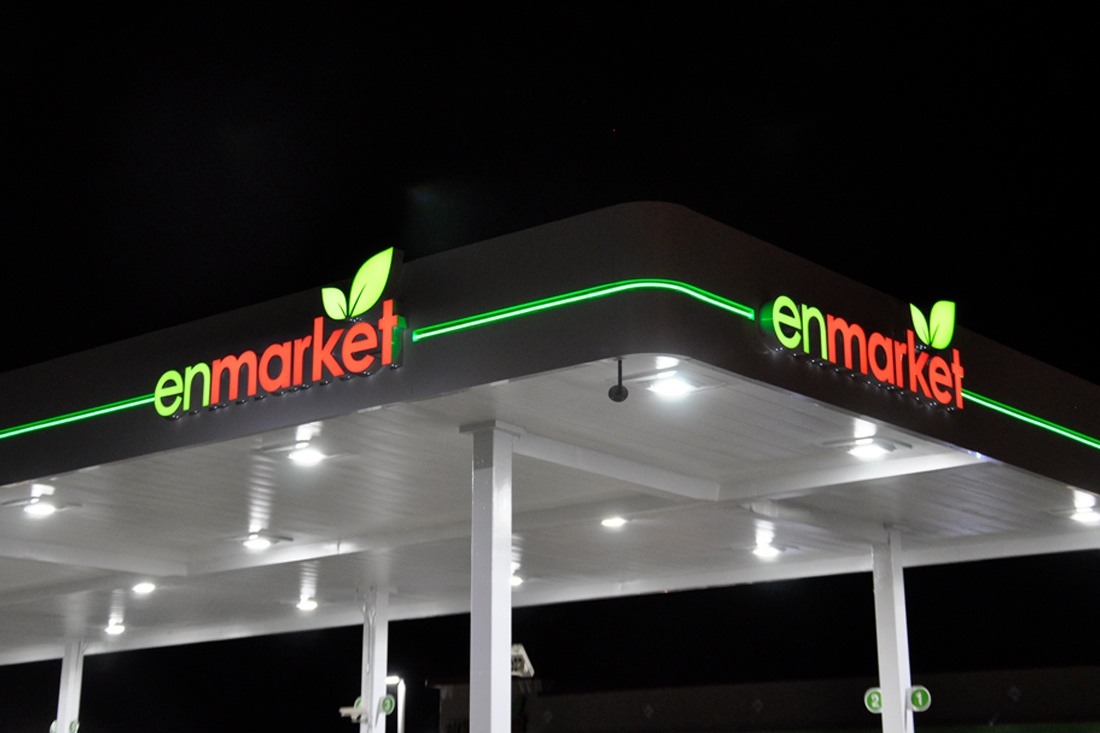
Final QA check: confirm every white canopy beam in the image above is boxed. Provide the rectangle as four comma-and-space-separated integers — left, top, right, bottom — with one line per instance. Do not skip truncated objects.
514, 432, 719, 501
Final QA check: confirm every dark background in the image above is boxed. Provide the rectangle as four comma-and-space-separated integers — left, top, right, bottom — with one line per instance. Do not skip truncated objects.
2, 4, 1097, 731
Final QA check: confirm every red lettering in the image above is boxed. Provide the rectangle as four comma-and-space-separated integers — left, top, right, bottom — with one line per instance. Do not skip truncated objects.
157, 300, 405, 418
927, 354, 952, 404
342, 322, 378, 373
894, 339, 906, 387
827, 316, 868, 373
311, 316, 345, 381
212, 352, 258, 402
906, 331, 931, 398
951, 349, 965, 408
766, 294, 966, 411
292, 335, 311, 386
869, 332, 895, 384
378, 299, 400, 365
259, 341, 293, 393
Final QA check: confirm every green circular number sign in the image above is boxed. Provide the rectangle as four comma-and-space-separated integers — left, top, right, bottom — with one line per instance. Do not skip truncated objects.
864, 687, 883, 714
909, 685, 931, 712
380, 694, 396, 715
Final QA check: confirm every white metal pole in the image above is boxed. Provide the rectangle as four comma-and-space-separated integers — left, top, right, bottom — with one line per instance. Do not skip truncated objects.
360, 587, 390, 733
464, 421, 516, 733
395, 678, 406, 733
55, 639, 86, 733
872, 528, 915, 733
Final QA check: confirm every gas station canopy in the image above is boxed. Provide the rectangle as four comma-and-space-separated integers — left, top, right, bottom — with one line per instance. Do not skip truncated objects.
2, 201, 1096, 670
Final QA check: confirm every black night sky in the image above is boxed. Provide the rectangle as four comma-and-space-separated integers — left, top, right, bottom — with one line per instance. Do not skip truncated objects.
2, 4, 1097, 731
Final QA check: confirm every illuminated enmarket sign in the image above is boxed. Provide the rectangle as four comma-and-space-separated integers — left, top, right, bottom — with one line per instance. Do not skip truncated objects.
154, 249, 404, 418
762, 295, 965, 409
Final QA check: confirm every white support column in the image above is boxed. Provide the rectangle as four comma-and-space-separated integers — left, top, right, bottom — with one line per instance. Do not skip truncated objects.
360, 586, 390, 733
463, 421, 517, 733
872, 529, 915, 733
55, 639, 86, 733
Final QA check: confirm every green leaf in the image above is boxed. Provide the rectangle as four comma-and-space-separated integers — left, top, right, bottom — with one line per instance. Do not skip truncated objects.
322, 287, 349, 320
347, 247, 394, 318
910, 303, 931, 345
927, 300, 956, 349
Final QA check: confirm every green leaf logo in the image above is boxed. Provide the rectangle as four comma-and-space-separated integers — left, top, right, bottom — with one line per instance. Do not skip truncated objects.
321, 248, 394, 320
910, 300, 956, 349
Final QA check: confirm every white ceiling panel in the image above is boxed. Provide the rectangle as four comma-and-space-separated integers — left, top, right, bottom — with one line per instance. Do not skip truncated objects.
1, 355, 1097, 666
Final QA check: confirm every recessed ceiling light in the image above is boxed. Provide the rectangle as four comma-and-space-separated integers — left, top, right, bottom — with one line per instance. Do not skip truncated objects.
105, 620, 125, 635
647, 374, 697, 398
296, 596, 318, 611
752, 544, 782, 559
132, 582, 156, 594
619, 364, 720, 400
244, 533, 273, 550
637, 370, 698, 399
1057, 488, 1100, 523
288, 443, 326, 466
823, 436, 909, 460
847, 438, 894, 459
601, 516, 627, 528
1, 496, 80, 517
242, 532, 290, 550
1070, 509, 1100, 524
22, 497, 58, 517
3, 483, 80, 517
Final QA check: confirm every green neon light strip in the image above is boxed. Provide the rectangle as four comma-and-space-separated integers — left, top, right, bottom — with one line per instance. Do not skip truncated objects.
0, 281, 1096, 455
962, 390, 1100, 450
0, 394, 155, 440
410, 278, 755, 342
